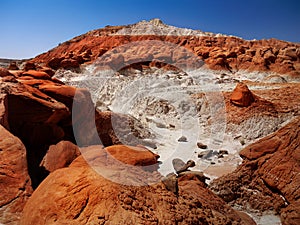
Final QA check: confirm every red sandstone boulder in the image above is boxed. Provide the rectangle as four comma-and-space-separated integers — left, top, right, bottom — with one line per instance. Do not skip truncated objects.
47, 57, 63, 70
22, 70, 51, 79
230, 82, 255, 107
0, 125, 32, 225
23, 62, 36, 71
40, 141, 81, 173
105, 145, 159, 170
60, 58, 80, 68
39, 67, 55, 77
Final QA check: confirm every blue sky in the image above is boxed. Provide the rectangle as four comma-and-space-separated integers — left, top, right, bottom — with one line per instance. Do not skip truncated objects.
0, 0, 299, 59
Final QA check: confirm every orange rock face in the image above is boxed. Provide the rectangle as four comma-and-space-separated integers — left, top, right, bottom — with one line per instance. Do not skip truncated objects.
210, 116, 300, 225
230, 82, 255, 107
0, 125, 32, 225
21, 146, 255, 225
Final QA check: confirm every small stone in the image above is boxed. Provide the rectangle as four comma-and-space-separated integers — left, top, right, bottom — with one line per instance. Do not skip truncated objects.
240, 139, 245, 145
219, 150, 229, 155
197, 142, 207, 149
156, 122, 166, 128
218, 150, 229, 158
217, 154, 224, 159
169, 124, 175, 129
186, 160, 196, 168
178, 136, 187, 142
198, 150, 213, 159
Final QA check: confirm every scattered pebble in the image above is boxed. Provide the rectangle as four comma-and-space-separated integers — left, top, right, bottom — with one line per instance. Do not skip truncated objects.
197, 142, 208, 149
156, 122, 167, 128
178, 136, 187, 142
168, 124, 175, 129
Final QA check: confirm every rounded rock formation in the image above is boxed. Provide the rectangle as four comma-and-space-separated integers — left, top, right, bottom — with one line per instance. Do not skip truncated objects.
230, 82, 255, 107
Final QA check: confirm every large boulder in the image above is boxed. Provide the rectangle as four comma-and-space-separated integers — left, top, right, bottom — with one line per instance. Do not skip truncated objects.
230, 82, 255, 107
21, 146, 255, 225
0, 125, 32, 225
40, 141, 81, 173
210, 116, 300, 225
105, 145, 159, 171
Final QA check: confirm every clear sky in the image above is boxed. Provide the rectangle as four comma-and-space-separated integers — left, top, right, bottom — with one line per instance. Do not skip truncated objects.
0, 0, 299, 59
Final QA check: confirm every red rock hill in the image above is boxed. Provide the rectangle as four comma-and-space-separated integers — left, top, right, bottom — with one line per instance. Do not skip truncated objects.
28, 20, 300, 76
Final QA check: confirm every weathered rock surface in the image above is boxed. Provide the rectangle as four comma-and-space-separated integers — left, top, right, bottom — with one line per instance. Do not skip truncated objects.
0, 125, 32, 225
210, 116, 300, 225
21, 146, 255, 225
